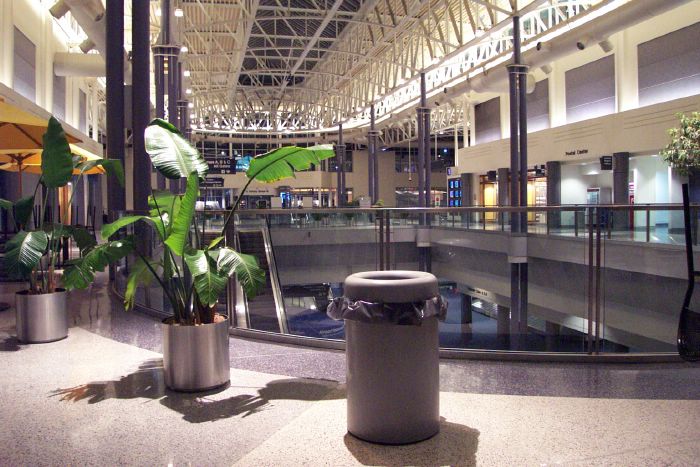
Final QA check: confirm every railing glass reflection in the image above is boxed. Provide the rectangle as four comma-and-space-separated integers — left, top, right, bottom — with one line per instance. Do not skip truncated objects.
111, 204, 696, 357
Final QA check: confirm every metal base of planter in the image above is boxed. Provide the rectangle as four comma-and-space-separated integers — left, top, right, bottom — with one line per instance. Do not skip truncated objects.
15, 290, 68, 344
162, 316, 230, 392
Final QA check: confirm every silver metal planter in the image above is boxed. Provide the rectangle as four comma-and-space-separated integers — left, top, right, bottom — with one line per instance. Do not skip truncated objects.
15, 289, 68, 343
162, 316, 230, 392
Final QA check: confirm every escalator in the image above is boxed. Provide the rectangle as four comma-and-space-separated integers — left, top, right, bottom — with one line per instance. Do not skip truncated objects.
236, 227, 287, 333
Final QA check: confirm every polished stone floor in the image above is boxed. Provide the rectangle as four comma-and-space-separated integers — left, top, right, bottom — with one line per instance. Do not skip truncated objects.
2, 275, 700, 465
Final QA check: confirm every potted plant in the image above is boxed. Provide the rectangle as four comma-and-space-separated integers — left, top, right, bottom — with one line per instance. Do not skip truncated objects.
661, 112, 700, 199
92, 119, 334, 392
0, 117, 125, 343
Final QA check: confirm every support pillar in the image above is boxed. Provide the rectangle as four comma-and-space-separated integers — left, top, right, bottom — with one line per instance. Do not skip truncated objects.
423, 107, 432, 207
336, 124, 346, 207
416, 73, 427, 208
546, 161, 561, 230
613, 152, 630, 230
507, 15, 529, 349
106, 0, 126, 217
132, 0, 150, 211
496, 304, 510, 348
368, 105, 378, 204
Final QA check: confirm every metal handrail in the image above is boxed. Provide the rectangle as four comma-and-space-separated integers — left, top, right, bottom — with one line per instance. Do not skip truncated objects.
193, 203, 695, 216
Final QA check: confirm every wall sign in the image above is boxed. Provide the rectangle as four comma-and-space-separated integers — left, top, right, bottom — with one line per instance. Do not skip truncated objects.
600, 155, 613, 170
205, 156, 236, 175
565, 149, 589, 156
201, 177, 224, 188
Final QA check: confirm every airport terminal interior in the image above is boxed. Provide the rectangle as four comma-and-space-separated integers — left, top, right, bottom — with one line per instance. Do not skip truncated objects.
2, 0, 700, 465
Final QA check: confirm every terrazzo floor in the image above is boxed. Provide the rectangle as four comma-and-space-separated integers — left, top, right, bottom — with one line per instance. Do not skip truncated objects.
2, 276, 700, 465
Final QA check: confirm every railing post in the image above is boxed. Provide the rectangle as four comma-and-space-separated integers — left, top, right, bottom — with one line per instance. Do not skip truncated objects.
587, 206, 594, 354
575, 209, 579, 237
378, 212, 385, 271
385, 210, 391, 270
595, 207, 602, 354
646, 208, 651, 243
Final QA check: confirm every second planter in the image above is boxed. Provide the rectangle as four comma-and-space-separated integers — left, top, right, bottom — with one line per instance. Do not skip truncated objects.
162, 316, 230, 392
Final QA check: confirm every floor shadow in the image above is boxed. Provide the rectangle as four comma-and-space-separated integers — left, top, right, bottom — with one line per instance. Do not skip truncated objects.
161, 377, 342, 422
52, 360, 341, 424
50, 359, 165, 403
344, 419, 479, 467
0, 336, 21, 352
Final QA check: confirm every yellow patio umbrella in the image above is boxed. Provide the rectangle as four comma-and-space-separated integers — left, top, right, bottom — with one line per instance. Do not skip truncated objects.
0, 100, 81, 195
0, 144, 106, 175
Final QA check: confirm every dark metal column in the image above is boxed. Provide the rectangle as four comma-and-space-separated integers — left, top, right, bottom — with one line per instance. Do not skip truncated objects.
507, 15, 529, 347
516, 15, 529, 337
132, 0, 150, 211
368, 104, 379, 204
336, 124, 346, 207
106, 0, 125, 216
416, 73, 427, 208
546, 161, 561, 230
423, 106, 431, 207
613, 151, 630, 230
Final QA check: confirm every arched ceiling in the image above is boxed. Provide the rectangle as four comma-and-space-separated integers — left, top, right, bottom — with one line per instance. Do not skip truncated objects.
166, 0, 609, 139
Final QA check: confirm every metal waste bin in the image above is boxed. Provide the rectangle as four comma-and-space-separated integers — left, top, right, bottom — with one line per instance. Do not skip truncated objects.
327, 270, 447, 444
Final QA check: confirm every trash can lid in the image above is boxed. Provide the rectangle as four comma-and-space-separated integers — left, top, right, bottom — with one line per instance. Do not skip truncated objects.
343, 270, 439, 303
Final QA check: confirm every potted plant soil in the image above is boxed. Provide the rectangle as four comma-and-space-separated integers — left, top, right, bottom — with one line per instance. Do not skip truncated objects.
98, 119, 334, 392
1, 117, 125, 343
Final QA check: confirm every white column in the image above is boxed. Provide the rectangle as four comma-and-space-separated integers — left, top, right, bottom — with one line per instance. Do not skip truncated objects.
499, 92, 510, 139
614, 30, 639, 112
0, 0, 14, 87
91, 85, 99, 141
549, 62, 567, 127
40, 9, 53, 111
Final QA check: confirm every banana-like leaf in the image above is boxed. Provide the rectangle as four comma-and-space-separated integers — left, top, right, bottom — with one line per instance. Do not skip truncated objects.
144, 119, 208, 181
41, 117, 74, 188
184, 248, 227, 308
101, 215, 166, 241
76, 159, 125, 187
124, 257, 157, 310
71, 226, 97, 254
13, 196, 35, 229
148, 190, 180, 238
164, 172, 198, 256
215, 247, 265, 298
208, 236, 224, 250
62, 237, 134, 290
246, 144, 335, 183
0, 197, 33, 230
4, 231, 49, 278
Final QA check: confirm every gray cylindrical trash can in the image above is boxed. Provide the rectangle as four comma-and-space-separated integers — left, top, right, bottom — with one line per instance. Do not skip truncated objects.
328, 270, 446, 445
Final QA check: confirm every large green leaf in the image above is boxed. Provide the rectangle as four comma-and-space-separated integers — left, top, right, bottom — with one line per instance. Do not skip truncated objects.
164, 172, 198, 256
41, 117, 74, 188
215, 247, 265, 298
101, 215, 166, 241
124, 257, 157, 310
246, 144, 335, 183
144, 119, 208, 181
13, 195, 35, 229
62, 237, 134, 290
4, 231, 49, 278
77, 159, 125, 187
70, 226, 97, 254
0, 199, 11, 210
184, 248, 227, 308
148, 190, 180, 238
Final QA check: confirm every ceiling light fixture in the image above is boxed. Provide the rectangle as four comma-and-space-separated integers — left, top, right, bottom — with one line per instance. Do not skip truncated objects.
174, 8, 184, 17
180, 45, 188, 53
183, 70, 190, 77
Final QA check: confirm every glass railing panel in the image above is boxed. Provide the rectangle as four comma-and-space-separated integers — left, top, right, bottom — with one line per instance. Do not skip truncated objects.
598, 207, 686, 353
